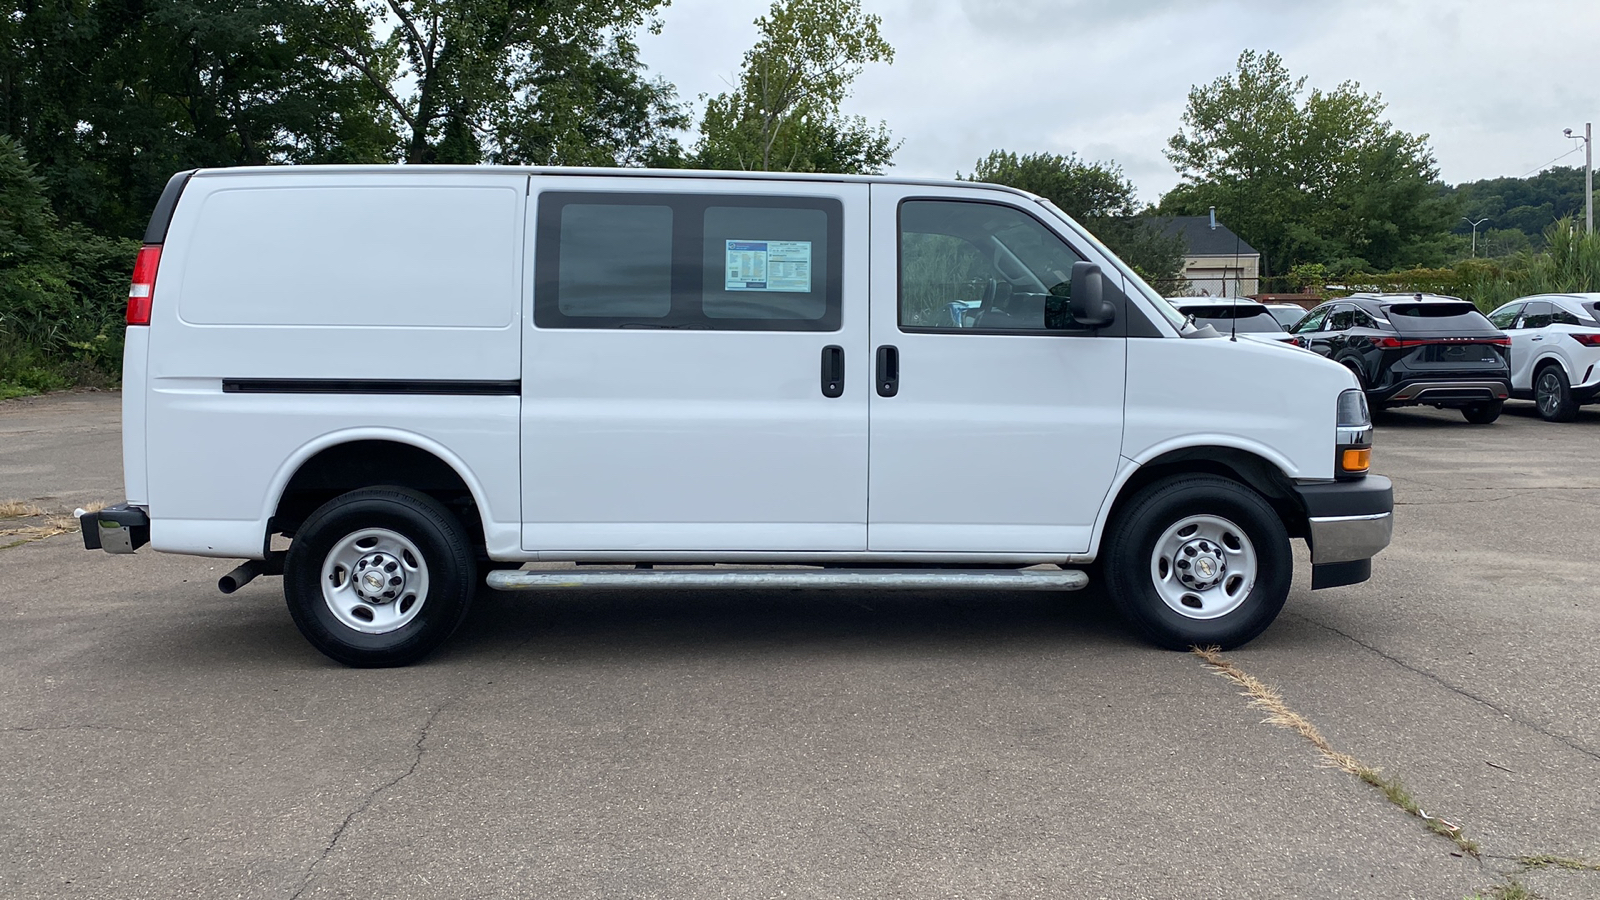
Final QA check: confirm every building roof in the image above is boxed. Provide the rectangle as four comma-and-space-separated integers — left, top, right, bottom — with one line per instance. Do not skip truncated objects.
1143, 215, 1260, 258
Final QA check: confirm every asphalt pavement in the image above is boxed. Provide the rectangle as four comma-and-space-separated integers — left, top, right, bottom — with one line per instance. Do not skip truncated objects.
2, 391, 1597, 899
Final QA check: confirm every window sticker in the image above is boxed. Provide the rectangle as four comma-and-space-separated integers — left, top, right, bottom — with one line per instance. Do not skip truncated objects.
725, 240, 812, 292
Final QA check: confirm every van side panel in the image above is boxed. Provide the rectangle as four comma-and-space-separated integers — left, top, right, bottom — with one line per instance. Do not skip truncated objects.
143, 171, 525, 558
1122, 336, 1347, 481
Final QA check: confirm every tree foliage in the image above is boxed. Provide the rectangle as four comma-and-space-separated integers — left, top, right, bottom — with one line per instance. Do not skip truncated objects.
694, 0, 898, 174
963, 150, 1184, 285
1159, 50, 1454, 276
0, 136, 138, 393
317, 0, 687, 166
1444, 166, 1590, 250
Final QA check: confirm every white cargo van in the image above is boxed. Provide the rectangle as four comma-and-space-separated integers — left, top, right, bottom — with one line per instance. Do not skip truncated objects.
80, 166, 1392, 666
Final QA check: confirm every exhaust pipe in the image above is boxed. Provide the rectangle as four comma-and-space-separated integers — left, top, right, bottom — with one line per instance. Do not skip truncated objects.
218, 553, 285, 594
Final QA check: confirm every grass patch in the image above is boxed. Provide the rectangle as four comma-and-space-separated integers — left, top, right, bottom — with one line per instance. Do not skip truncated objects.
1467, 879, 1538, 900
1191, 645, 1479, 857
1520, 854, 1600, 872
0, 500, 46, 519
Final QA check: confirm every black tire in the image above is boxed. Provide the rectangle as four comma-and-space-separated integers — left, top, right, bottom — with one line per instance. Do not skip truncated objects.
1534, 364, 1578, 422
1104, 475, 1292, 650
1461, 399, 1503, 424
284, 486, 476, 667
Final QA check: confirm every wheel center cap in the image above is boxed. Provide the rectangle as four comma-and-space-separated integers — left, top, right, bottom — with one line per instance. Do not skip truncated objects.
353, 552, 405, 605
1176, 539, 1226, 590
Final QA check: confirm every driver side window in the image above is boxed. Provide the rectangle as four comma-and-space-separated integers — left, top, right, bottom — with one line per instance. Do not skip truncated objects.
898, 199, 1085, 332
1293, 306, 1330, 333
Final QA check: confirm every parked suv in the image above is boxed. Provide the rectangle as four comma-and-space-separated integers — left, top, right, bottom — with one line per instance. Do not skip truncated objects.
1486, 294, 1600, 421
79, 166, 1393, 666
1290, 293, 1511, 423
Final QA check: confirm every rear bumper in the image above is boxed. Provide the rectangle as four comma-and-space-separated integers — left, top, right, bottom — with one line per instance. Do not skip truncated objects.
1377, 380, 1510, 405
1294, 476, 1394, 589
78, 503, 150, 554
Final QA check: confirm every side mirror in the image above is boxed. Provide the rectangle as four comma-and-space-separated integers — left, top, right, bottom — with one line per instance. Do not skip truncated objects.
1046, 262, 1117, 330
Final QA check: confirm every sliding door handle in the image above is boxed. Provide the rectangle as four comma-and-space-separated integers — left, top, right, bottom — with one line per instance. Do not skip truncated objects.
876, 345, 899, 397
820, 345, 845, 398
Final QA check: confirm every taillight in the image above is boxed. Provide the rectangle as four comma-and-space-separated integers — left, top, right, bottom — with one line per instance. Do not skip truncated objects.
1573, 333, 1600, 347
126, 245, 162, 325
1373, 335, 1510, 348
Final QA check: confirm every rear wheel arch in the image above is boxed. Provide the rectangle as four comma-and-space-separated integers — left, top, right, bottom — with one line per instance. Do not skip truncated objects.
270, 438, 488, 552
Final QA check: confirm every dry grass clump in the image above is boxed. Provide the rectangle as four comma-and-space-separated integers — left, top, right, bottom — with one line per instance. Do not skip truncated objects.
1190, 645, 1479, 857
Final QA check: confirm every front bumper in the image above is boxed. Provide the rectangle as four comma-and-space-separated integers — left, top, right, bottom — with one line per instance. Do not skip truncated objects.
1294, 476, 1394, 589
78, 503, 150, 554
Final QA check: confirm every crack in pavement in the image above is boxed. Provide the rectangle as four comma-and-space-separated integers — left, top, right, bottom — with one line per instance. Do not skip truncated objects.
2, 724, 168, 736
1288, 611, 1600, 765
286, 700, 452, 900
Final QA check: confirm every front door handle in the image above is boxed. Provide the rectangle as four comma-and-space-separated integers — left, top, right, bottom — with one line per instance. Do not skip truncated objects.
876, 345, 899, 397
820, 345, 844, 398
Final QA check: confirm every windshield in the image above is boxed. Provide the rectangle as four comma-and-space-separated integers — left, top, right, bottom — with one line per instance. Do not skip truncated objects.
1038, 199, 1186, 329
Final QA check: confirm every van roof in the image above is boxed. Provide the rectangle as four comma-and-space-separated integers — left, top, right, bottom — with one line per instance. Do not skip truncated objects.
187, 164, 1047, 202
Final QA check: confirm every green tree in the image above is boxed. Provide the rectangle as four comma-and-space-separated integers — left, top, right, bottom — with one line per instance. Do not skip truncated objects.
0, 135, 138, 393
1444, 166, 1588, 250
1160, 50, 1454, 275
2, 0, 397, 237
693, 0, 898, 174
964, 150, 1185, 285
317, 0, 687, 166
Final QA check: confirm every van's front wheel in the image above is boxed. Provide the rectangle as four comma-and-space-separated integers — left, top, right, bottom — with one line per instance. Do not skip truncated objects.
284, 487, 476, 667
1105, 476, 1291, 650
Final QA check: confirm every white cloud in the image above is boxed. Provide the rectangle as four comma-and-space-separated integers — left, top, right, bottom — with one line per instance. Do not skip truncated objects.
639, 0, 1600, 202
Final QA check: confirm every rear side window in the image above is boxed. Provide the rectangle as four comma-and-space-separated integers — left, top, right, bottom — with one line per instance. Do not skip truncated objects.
1519, 301, 1554, 330
556, 204, 673, 318
535, 192, 842, 331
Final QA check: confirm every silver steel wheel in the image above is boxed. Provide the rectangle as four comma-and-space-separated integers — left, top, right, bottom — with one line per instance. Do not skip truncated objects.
319, 528, 430, 634
1149, 514, 1257, 620
1537, 370, 1563, 418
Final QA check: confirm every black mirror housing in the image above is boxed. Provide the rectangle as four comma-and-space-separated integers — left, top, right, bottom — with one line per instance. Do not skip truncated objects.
1046, 262, 1118, 330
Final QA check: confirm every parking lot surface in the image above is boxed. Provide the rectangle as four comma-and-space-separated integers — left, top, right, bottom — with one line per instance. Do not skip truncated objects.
2, 392, 1597, 899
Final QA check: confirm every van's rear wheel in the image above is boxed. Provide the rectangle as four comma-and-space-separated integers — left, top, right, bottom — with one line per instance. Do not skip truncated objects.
284, 487, 476, 667
1104, 475, 1291, 650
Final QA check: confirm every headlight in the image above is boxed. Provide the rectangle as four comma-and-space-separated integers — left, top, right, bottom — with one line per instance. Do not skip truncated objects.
1337, 389, 1370, 428
1335, 389, 1372, 480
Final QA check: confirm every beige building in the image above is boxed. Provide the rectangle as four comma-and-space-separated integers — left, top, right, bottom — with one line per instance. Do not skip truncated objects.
1151, 216, 1261, 298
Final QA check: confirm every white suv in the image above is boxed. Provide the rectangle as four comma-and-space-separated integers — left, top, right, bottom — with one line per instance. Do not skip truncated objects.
1486, 294, 1600, 421
79, 166, 1393, 666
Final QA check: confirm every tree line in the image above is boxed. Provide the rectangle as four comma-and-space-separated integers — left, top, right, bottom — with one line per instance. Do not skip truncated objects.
2, 4, 1592, 395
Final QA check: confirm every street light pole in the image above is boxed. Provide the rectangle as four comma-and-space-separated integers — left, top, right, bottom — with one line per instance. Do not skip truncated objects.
1566, 124, 1593, 234
1463, 217, 1491, 257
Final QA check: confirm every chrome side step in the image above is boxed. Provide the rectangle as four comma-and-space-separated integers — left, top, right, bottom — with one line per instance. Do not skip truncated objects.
486, 567, 1088, 592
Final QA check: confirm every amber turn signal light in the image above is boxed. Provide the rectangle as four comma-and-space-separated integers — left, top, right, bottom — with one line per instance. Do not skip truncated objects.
1341, 448, 1370, 472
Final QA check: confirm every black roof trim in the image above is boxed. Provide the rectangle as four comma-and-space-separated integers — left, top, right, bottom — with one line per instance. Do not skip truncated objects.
142, 170, 195, 244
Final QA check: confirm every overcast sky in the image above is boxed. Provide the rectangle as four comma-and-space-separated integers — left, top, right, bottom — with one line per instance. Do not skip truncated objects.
638, 0, 1600, 204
